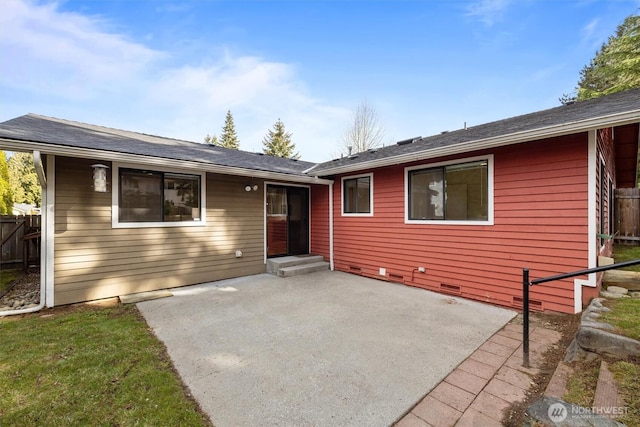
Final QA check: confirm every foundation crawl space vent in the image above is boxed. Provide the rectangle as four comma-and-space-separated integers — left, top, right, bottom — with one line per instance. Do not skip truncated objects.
512, 296, 544, 311
388, 273, 404, 283
440, 283, 461, 295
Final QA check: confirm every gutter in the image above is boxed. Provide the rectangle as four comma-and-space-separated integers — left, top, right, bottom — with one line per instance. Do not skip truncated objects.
0, 151, 47, 317
312, 110, 640, 176
0, 138, 334, 186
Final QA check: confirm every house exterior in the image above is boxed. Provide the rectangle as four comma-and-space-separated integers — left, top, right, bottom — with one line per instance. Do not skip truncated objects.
0, 88, 638, 314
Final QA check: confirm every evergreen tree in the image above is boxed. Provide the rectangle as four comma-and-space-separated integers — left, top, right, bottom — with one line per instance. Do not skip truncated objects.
204, 134, 219, 145
0, 151, 13, 214
262, 119, 300, 159
8, 152, 41, 206
219, 110, 240, 149
561, 13, 640, 103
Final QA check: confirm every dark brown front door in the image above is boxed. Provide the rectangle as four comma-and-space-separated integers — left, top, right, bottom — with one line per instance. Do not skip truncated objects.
266, 185, 309, 257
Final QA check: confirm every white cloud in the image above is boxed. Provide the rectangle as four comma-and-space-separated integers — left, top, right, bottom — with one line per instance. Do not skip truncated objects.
0, 0, 349, 162
0, 0, 161, 99
465, 0, 512, 26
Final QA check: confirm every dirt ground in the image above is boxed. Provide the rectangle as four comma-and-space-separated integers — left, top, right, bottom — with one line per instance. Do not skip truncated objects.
502, 311, 582, 426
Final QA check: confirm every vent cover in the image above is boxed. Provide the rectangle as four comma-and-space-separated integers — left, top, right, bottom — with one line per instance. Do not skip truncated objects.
388, 273, 404, 283
440, 283, 461, 295
512, 296, 544, 311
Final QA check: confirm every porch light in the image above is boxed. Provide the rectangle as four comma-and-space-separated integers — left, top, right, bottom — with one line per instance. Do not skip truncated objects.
244, 184, 259, 192
92, 164, 109, 192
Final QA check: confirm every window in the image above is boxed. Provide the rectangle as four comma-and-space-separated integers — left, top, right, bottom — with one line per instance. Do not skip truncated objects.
406, 157, 492, 224
342, 174, 372, 215
118, 168, 201, 224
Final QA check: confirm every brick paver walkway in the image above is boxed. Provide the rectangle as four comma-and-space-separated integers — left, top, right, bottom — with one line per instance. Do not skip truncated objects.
396, 321, 562, 426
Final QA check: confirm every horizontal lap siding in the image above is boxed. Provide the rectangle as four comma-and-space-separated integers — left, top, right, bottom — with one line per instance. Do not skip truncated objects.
310, 184, 330, 259
332, 134, 588, 313
54, 157, 265, 305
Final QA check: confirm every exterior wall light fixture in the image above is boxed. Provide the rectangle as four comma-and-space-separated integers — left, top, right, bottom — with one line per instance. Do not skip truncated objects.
244, 184, 259, 192
92, 164, 109, 192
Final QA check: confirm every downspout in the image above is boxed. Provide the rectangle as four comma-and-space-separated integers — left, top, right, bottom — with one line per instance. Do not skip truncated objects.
0, 151, 47, 316
329, 182, 334, 270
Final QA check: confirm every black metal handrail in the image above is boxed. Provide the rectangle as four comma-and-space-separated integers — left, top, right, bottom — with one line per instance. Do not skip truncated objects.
522, 258, 640, 367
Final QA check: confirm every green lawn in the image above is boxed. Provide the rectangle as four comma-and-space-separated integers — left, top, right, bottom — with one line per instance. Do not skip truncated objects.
0, 303, 210, 426
601, 298, 640, 341
613, 244, 640, 272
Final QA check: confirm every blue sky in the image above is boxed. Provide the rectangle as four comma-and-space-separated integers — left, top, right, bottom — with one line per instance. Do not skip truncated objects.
1, 0, 638, 162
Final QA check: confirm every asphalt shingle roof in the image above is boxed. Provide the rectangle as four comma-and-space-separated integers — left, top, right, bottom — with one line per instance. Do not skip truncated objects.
1, 89, 638, 179
311, 87, 640, 175
0, 114, 314, 176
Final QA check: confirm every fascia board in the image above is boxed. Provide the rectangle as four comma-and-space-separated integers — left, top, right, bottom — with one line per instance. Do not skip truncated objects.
313, 110, 640, 176
0, 138, 333, 185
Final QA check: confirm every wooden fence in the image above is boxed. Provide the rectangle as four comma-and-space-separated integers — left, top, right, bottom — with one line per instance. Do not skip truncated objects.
1, 215, 41, 270
615, 188, 640, 244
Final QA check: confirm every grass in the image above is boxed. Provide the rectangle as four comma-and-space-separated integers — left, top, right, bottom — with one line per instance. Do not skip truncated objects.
613, 244, 640, 272
1, 269, 20, 294
601, 298, 640, 341
563, 359, 600, 408
609, 360, 640, 426
0, 303, 210, 426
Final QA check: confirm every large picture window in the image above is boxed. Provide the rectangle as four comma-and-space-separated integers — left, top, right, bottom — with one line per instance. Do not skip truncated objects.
119, 168, 201, 223
342, 174, 372, 215
407, 158, 491, 223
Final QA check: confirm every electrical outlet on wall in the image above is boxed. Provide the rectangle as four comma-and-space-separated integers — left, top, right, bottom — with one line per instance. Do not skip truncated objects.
418, 267, 426, 273
379, 268, 386, 276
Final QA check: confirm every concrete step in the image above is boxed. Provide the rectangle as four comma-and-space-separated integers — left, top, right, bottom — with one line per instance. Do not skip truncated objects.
267, 255, 326, 274
278, 261, 330, 277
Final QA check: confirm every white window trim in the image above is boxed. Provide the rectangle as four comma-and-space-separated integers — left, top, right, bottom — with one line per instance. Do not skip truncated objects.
112, 162, 207, 229
341, 172, 374, 217
404, 154, 494, 225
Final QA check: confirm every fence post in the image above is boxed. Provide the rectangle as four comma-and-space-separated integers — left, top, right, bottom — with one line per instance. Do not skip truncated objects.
522, 268, 530, 368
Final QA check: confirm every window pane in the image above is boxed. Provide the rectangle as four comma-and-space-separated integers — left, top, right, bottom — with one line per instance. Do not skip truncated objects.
120, 170, 162, 222
409, 169, 444, 220
445, 161, 488, 220
267, 187, 287, 215
343, 179, 357, 213
164, 173, 200, 222
356, 177, 370, 213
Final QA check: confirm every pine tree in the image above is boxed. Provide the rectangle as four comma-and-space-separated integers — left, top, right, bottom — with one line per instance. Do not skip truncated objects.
219, 110, 240, 149
578, 13, 640, 101
262, 119, 300, 159
0, 151, 13, 214
204, 134, 219, 145
561, 13, 640, 103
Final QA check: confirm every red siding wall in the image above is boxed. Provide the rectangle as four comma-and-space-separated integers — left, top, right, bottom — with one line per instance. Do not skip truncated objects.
330, 134, 589, 314
310, 184, 330, 260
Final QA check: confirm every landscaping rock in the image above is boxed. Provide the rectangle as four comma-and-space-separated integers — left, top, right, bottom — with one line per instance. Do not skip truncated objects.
524, 396, 625, 427
605, 286, 629, 295
599, 291, 627, 299
576, 326, 640, 359
630, 291, 640, 299
564, 338, 599, 363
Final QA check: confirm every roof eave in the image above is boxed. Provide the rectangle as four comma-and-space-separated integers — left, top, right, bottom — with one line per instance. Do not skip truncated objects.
313, 109, 640, 176
0, 138, 334, 185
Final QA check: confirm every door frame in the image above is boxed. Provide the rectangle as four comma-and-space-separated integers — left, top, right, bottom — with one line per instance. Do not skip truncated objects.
264, 182, 311, 262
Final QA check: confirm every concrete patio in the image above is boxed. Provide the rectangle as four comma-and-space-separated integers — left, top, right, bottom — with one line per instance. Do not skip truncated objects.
136, 270, 517, 427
